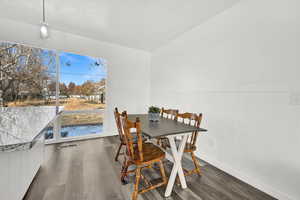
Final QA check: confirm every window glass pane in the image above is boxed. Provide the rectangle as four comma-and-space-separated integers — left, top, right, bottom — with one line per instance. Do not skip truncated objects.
0, 42, 106, 141
0, 42, 56, 108
58, 52, 106, 138
0, 41, 57, 143
60, 113, 103, 137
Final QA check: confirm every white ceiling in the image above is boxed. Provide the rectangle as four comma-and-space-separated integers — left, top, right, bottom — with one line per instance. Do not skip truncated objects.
0, 0, 239, 51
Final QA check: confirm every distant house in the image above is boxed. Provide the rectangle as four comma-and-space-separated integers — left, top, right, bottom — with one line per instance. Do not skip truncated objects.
88, 80, 106, 103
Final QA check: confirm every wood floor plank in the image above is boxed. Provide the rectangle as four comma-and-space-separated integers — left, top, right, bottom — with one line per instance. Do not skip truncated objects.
42, 185, 66, 200
24, 136, 277, 200
63, 146, 84, 200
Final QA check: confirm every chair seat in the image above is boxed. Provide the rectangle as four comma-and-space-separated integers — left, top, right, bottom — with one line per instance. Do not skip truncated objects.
182, 142, 196, 152
134, 143, 165, 164
165, 139, 196, 152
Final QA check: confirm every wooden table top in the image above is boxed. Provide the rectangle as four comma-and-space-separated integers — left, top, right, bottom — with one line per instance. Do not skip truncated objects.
128, 114, 207, 139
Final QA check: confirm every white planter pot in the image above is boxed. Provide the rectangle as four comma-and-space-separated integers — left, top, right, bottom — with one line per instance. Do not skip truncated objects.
148, 112, 160, 122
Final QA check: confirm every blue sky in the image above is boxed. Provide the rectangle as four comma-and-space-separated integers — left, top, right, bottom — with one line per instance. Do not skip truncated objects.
59, 52, 107, 85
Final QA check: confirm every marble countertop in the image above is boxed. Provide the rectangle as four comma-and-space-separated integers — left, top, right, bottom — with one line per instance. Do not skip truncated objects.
0, 106, 57, 151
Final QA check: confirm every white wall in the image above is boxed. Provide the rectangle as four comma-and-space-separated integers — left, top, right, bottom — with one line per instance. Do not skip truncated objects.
0, 18, 151, 135
150, 0, 300, 199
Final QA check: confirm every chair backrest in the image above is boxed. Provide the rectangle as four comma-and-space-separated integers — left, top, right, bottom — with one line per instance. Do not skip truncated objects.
175, 112, 203, 146
161, 107, 179, 120
114, 107, 124, 142
121, 111, 144, 162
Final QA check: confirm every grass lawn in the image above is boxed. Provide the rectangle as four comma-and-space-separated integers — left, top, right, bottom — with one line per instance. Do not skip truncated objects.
63, 98, 105, 110
7, 98, 105, 111
61, 113, 103, 127
8, 98, 105, 127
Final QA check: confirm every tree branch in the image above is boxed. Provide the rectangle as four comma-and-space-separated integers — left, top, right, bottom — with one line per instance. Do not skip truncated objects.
0, 44, 17, 52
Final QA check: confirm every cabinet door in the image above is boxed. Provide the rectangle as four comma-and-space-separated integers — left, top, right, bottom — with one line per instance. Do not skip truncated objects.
0, 153, 9, 199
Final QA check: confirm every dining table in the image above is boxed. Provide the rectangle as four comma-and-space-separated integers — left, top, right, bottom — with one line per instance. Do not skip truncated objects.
128, 114, 207, 197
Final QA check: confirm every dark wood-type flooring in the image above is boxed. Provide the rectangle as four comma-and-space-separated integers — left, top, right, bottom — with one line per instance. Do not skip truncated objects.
24, 136, 276, 200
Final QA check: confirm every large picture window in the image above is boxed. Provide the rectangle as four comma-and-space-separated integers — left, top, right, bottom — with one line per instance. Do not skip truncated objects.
0, 41, 107, 141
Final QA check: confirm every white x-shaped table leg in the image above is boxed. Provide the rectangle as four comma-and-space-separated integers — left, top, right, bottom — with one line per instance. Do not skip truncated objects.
164, 133, 189, 197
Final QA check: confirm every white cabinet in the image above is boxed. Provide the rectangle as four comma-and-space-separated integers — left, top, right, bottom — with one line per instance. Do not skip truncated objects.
0, 137, 44, 200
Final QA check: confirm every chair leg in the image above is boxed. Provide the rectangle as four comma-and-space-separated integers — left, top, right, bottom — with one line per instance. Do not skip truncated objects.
158, 160, 167, 184
132, 167, 141, 200
115, 143, 123, 162
191, 152, 201, 175
121, 160, 129, 184
175, 176, 180, 185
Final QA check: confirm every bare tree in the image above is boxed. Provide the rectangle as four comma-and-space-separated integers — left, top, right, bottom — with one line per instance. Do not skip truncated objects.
81, 80, 96, 96
68, 82, 76, 95
0, 42, 55, 105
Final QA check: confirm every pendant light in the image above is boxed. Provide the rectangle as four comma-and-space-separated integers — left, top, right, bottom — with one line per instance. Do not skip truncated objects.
40, 0, 49, 39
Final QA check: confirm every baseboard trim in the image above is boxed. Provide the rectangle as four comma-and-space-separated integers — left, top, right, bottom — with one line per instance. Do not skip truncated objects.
198, 154, 295, 200
45, 132, 118, 145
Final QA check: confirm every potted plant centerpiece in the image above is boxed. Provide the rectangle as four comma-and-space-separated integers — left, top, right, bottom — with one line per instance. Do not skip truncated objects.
148, 106, 161, 122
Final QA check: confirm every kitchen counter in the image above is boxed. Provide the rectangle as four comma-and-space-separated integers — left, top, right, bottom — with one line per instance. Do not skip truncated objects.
0, 106, 56, 151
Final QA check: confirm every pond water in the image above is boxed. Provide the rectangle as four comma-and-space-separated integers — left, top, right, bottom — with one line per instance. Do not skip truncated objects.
45, 124, 103, 139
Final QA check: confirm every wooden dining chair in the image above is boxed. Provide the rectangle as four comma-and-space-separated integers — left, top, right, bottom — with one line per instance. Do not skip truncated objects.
114, 108, 147, 162
160, 107, 179, 120
166, 112, 203, 176
157, 108, 179, 148
114, 107, 126, 162
120, 112, 167, 200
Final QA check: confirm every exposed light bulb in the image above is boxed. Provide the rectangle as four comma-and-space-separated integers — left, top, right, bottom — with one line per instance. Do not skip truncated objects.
40, 23, 49, 39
